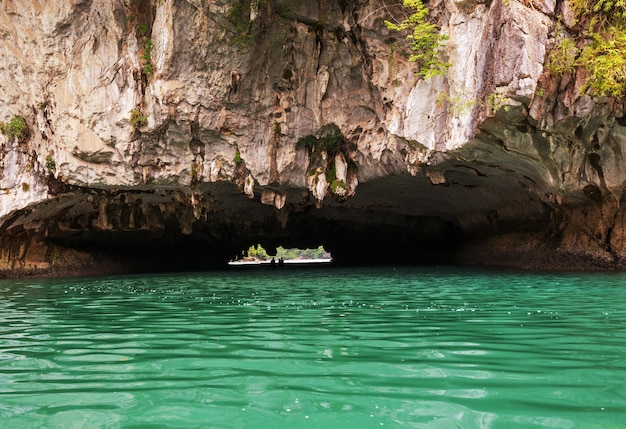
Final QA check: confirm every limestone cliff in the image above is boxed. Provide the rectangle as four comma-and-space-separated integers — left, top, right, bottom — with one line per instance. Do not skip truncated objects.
1, 0, 626, 276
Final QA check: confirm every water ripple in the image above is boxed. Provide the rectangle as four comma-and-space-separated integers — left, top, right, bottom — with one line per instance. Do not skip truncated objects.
1, 267, 625, 427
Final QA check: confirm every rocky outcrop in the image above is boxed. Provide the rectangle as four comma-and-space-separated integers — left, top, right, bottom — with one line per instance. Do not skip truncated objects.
1, 0, 626, 276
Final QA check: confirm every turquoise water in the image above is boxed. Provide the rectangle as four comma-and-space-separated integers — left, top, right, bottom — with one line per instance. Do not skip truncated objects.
0, 266, 625, 428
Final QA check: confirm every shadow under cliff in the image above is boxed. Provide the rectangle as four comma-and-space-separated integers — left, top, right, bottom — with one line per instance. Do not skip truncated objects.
0, 168, 574, 278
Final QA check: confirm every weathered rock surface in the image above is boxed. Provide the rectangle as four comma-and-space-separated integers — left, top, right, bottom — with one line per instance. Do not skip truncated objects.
1, 0, 626, 276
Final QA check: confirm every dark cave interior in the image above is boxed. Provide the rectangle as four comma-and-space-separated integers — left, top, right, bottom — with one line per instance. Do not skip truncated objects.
0, 170, 554, 276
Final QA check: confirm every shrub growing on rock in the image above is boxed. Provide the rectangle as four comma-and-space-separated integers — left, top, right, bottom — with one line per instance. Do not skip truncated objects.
296, 124, 345, 156
551, 0, 626, 97
384, 0, 450, 79
0, 115, 28, 143
130, 109, 148, 129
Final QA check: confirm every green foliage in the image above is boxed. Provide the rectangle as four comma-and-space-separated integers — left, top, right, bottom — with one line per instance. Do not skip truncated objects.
137, 23, 149, 36
546, 34, 579, 76
276, 245, 329, 260
130, 109, 148, 129
325, 163, 336, 184
233, 149, 242, 164
45, 155, 56, 171
244, 244, 270, 260
296, 124, 345, 155
296, 134, 319, 150
242, 244, 330, 261
330, 178, 346, 193
578, 26, 626, 97
594, 0, 626, 19
141, 39, 154, 77
226, 0, 253, 47
384, 0, 450, 79
570, 0, 626, 27
436, 89, 477, 115
556, 0, 626, 97
190, 162, 198, 183
487, 92, 510, 115
124, 0, 155, 76
0, 115, 28, 143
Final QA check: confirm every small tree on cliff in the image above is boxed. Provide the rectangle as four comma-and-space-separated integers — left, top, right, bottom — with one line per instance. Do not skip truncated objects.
385, 0, 450, 79
548, 0, 626, 97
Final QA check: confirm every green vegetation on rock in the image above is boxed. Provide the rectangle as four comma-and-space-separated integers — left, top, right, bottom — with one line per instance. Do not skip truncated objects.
137, 23, 149, 36
45, 155, 56, 171
384, 0, 450, 79
130, 109, 148, 129
296, 124, 345, 156
124, 0, 155, 78
234, 149, 242, 164
241, 244, 329, 261
226, 0, 254, 47
243, 244, 269, 260
276, 245, 329, 260
570, 0, 626, 23
141, 39, 154, 77
330, 178, 346, 193
578, 26, 626, 97
546, 25, 578, 76
487, 92, 510, 115
547, 0, 626, 97
436, 89, 477, 115
0, 115, 28, 143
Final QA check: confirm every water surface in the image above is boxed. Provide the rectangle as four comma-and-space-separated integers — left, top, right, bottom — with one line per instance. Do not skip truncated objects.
0, 266, 625, 428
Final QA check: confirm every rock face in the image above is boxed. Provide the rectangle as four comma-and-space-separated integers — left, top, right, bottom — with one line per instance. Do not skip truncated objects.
1, 0, 626, 276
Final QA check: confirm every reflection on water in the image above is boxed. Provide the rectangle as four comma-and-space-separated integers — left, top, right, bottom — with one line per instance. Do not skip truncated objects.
1, 267, 625, 428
